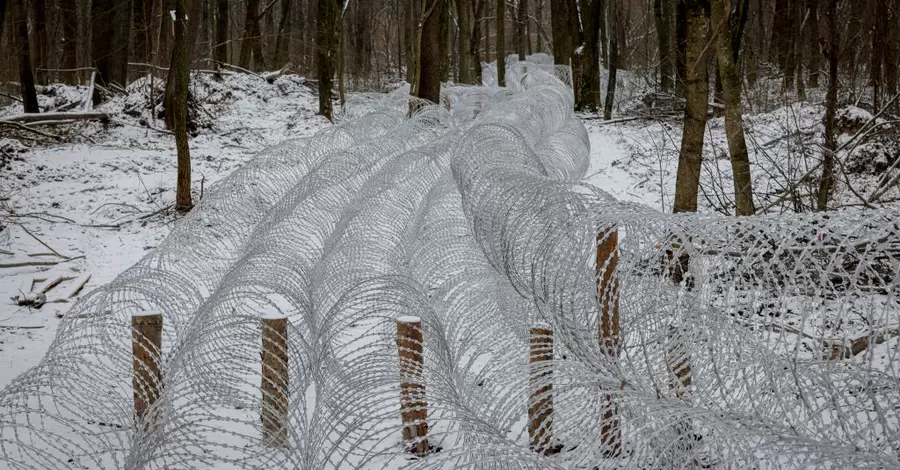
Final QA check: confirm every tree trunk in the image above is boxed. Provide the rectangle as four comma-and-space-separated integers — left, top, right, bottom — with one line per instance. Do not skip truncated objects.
405, 0, 416, 83
472, 0, 486, 83
674, 0, 687, 94
92, 0, 132, 95
455, 0, 475, 83
213, 0, 228, 65
576, 0, 601, 111
273, 0, 290, 68
654, 0, 673, 91
416, 0, 444, 104
672, 0, 709, 214
806, 0, 819, 87
338, 8, 345, 106
30, 0, 47, 83
165, 0, 192, 212
599, 0, 609, 68
516, 0, 527, 60
239, 0, 264, 69
535, 0, 544, 53
712, 0, 755, 216
317, 0, 338, 121
12, 0, 39, 113
497, 0, 505, 85
817, 0, 838, 211
603, 0, 619, 120
60, 0, 78, 83
871, 0, 887, 112
550, 0, 572, 66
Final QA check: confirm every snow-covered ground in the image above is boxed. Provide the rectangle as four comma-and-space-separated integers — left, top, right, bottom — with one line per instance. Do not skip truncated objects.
0, 73, 329, 388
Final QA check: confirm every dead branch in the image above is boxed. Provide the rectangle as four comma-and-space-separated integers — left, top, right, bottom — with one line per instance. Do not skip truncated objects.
0, 255, 85, 269
1, 112, 109, 124
0, 121, 62, 140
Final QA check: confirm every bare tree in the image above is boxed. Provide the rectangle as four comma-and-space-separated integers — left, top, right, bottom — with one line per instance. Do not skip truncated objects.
240, 0, 265, 70
317, 0, 340, 121
654, 0, 673, 91
711, 0, 755, 215
214, 0, 230, 66
91, 0, 132, 98
12, 0, 39, 112
672, 0, 710, 214
416, 0, 445, 103
817, 0, 838, 211
515, 0, 527, 60
455, 0, 476, 83
165, 0, 193, 212
575, 0, 602, 112
497, 0, 505, 86
603, 0, 620, 120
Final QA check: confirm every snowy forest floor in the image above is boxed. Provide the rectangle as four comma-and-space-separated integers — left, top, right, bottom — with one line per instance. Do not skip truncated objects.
2, 71, 899, 390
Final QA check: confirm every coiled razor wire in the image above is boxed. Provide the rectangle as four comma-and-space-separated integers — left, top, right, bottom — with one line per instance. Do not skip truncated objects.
1, 61, 899, 469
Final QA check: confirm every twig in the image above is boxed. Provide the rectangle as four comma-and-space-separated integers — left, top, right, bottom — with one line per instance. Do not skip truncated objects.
0, 255, 85, 269
15, 223, 65, 258
0, 325, 45, 329
0, 121, 61, 140
0, 91, 23, 103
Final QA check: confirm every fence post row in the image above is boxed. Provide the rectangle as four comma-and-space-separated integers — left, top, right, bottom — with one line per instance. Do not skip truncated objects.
596, 228, 622, 457
397, 316, 429, 456
132, 312, 163, 426
261, 314, 290, 448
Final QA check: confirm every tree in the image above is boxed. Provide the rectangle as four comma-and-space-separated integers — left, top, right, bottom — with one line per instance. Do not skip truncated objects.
654, 0, 673, 91
455, 0, 476, 83
497, 0, 505, 86
603, 0, 620, 120
817, 0, 838, 211
91, 0, 132, 95
515, 0, 527, 60
165, 0, 193, 212
29, 0, 48, 82
550, 0, 573, 67
672, 0, 710, 214
416, 0, 445, 104
317, 0, 340, 121
12, 0, 39, 113
471, 0, 487, 84
575, 0, 602, 112
214, 0, 230, 65
711, 0, 755, 215
239, 0, 265, 70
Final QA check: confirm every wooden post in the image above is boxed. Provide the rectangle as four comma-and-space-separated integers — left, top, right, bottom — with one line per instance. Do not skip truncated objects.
261, 314, 289, 447
396, 316, 428, 456
132, 312, 163, 424
596, 228, 622, 457
528, 325, 561, 455
664, 238, 697, 455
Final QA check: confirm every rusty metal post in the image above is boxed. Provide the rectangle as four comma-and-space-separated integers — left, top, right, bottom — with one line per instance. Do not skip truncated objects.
528, 324, 561, 455
132, 312, 163, 424
396, 316, 429, 456
261, 314, 289, 447
596, 228, 622, 457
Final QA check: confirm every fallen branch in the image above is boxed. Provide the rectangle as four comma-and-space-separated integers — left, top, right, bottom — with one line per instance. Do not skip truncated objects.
0, 255, 85, 269
262, 63, 293, 83
0, 324, 45, 329
1, 111, 109, 124
0, 121, 61, 140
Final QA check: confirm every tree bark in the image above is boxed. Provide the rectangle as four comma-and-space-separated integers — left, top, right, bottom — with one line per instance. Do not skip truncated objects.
165, 0, 192, 212
59, 0, 78, 83
672, 0, 709, 214
317, 0, 339, 121
239, 0, 265, 69
674, 0, 687, 94
455, 0, 475, 83
30, 0, 48, 83
472, 0, 486, 83
805, 0, 819, 87
712, 0, 755, 215
516, 0, 527, 60
416, 0, 445, 104
599, 0, 609, 68
576, 0, 601, 112
550, 0, 573, 66
497, 0, 505, 86
603, 0, 619, 120
817, 0, 838, 211
12, 0, 39, 113
213, 0, 229, 65
11, 0, 39, 112
91, 0, 132, 95
654, 0, 673, 91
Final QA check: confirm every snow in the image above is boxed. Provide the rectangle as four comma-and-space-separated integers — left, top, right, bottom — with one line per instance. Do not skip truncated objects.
0, 72, 328, 389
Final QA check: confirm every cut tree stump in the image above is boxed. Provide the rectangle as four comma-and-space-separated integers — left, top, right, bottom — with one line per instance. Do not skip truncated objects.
396, 316, 429, 456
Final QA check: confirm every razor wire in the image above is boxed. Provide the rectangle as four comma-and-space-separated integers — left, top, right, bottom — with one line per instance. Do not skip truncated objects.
1, 60, 899, 470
